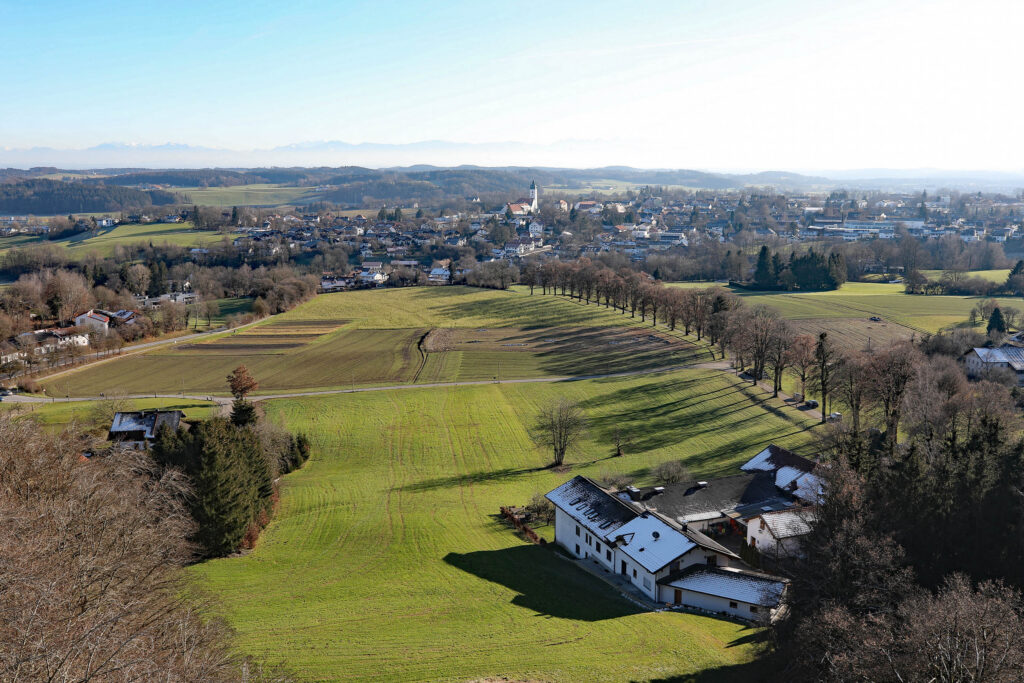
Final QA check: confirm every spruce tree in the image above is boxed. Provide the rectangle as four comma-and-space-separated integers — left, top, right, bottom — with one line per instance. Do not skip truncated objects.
988, 307, 1007, 334
754, 246, 774, 288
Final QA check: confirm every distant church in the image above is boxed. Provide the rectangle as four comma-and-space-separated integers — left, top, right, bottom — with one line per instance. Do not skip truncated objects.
506, 180, 539, 216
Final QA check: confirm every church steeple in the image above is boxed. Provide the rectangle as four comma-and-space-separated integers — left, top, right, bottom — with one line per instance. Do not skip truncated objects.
529, 180, 538, 211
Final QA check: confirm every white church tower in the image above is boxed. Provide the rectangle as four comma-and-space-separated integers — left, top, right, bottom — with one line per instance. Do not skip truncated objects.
529, 180, 539, 211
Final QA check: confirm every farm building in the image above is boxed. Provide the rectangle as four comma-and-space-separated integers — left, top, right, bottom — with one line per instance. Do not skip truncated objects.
745, 508, 815, 559
659, 566, 786, 620
963, 346, 1024, 385
546, 472, 789, 620
108, 410, 184, 449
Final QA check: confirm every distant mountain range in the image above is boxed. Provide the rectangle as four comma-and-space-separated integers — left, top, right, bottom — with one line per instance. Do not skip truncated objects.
3, 141, 1024, 192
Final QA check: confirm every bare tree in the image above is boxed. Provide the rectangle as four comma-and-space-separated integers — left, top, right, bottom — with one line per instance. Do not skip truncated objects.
653, 460, 690, 484
867, 342, 921, 454
531, 399, 587, 467
814, 332, 839, 422
789, 334, 817, 400
0, 415, 243, 681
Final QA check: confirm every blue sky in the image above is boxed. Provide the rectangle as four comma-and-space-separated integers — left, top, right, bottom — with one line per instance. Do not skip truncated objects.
2, 0, 1023, 169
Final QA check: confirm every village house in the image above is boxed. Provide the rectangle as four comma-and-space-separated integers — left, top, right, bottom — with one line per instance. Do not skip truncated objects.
108, 410, 184, 449
427, 267, 451, 284
74, 309, 110, 333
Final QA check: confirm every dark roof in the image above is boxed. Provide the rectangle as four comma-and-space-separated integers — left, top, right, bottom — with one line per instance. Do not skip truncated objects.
108, 410, 183, 441
623, 472, 792, 524
546, 475, 638, 541
740, 444, 816, 473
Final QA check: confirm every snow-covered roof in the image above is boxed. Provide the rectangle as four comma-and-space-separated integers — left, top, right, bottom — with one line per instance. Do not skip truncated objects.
971, 346, 1024, 371
792, 472, 824, 503
108, 410, 183, 440
755, 508, 815, 539
546, 476, 637, 542
613, 514, 695, 574
741, 444, 814, 473
774, 465, 806, 490
663, 566, 786, 607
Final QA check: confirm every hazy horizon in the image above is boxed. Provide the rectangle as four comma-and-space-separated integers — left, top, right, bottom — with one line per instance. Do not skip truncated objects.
5, 0, 1024, 170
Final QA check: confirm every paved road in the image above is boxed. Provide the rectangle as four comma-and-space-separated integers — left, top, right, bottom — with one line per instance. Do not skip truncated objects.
7, 363, 698, 405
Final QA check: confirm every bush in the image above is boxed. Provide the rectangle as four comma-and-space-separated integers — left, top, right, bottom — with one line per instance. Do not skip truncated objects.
595, 472, 634, 490
525, 493, 555, 525
653, 460, 690, 484
17, 379, 40, 394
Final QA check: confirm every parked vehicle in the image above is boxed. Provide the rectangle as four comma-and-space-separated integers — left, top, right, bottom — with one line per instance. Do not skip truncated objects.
827, 412, 843, 422
804, 399, 819, 409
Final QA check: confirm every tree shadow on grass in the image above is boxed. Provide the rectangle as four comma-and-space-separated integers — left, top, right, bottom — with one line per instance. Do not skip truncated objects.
444, 545, 641, 621
398, 465, 548, 493
645, 659, 774, 683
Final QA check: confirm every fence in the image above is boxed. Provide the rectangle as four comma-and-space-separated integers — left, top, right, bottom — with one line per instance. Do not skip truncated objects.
499, 506, 546, 545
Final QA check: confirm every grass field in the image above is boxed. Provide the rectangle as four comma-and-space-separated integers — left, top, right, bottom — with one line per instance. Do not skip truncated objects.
671, 281, 1024, 336
192, 369, 820, 681
0, 222, 239, 258
920, 268, 1010, 283
175, 184, 322, 207
43, 288, 708, 397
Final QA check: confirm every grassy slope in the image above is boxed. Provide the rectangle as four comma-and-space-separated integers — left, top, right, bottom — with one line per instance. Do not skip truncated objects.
43, 288, 706, 397
671, 281, 1024, 333
192, 370, 819, 681
0, 222, 239, 258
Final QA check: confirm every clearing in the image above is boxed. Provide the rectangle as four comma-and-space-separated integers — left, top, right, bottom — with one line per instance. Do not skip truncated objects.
192, 369, 820, 681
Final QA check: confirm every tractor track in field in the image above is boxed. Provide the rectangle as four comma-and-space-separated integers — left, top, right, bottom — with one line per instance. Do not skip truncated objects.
410, 329, 431, 384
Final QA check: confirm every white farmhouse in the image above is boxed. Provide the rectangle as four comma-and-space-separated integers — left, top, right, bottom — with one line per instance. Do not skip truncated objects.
546, 475, 787, 620
963, 346, 1024, 385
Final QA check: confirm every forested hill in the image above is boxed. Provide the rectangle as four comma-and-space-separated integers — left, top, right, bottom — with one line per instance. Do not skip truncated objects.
0, 179, 177, 214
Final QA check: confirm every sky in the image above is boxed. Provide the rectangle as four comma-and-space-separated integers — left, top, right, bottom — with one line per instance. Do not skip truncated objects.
2, 0, 1024, 170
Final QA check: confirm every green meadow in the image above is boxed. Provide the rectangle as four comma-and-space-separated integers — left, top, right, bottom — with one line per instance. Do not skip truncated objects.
192, 370, 820, 681
671, 280, 1024, 337
175, 184, 321, 207
0, 221, 239, 258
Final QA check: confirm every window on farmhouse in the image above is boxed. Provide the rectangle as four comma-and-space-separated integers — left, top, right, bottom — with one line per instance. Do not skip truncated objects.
729, 601, 738, 608
575, 544, 580, 555
632, 569, 637, 579
606, 549, 611, 561
575, 525, 580, 536
595, 541, 601, 552
750, 606, 759, 613
643, 577, 651, 589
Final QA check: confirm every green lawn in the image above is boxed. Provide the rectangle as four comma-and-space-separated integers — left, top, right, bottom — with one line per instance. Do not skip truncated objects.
192, 369, 819, 681
0, 222, 239, 258
43, 288, 707, 397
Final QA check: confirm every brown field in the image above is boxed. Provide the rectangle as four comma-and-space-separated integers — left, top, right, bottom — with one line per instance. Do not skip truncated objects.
788, 317, 918, 352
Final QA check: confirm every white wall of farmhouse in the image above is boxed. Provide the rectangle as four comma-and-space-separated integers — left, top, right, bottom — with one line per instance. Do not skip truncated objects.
657, 585, 768, 620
